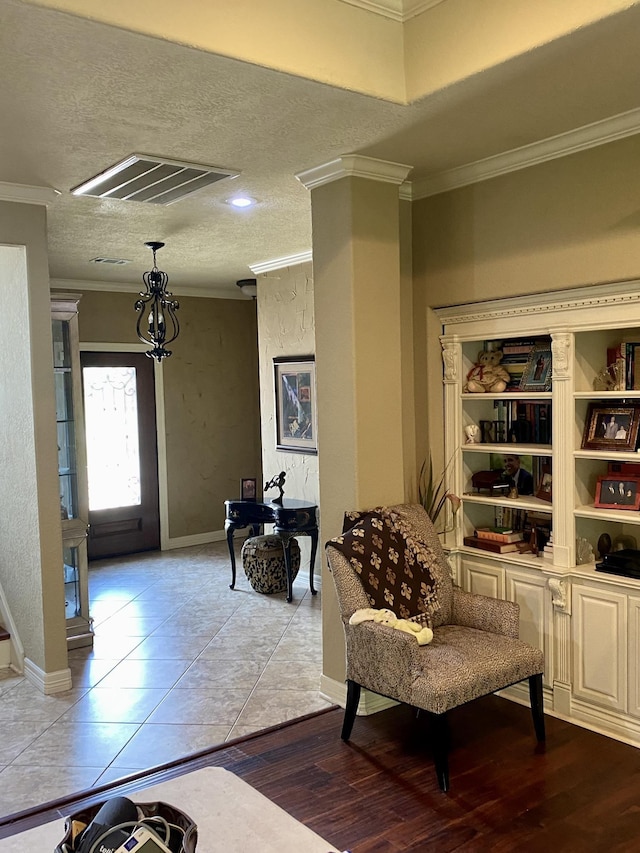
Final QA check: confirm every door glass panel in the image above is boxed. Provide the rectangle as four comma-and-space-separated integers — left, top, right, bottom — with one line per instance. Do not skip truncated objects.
82, 366, 141, 510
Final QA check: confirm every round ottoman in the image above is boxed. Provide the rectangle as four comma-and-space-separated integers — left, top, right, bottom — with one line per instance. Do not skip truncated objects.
241, 534, 301, 594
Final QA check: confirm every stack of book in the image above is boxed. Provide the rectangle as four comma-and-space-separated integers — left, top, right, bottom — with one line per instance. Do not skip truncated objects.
464, 527, 525, 553
606, 342, 640, 390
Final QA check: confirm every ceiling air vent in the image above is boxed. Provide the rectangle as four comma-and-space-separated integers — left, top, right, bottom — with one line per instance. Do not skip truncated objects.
89, 257, 131, 265
71, 155, 240, 205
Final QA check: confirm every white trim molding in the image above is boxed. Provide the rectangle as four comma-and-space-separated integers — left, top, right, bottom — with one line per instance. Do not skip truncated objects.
249, 251, 312, 275
296, 154, 412, 190
0, 181, 61, 206
24, 659, 72, 694
412, 104, 640, 199
337, 0, 446, 22
50, 278, 243, 300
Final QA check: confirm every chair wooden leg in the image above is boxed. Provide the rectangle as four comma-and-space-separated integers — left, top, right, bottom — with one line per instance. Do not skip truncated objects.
429, 712, 450, 792
342, 680, 361, 741
529, 673, 546, 742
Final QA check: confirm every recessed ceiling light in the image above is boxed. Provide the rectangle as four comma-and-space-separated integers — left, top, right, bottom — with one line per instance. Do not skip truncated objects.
227, 196, 256, 208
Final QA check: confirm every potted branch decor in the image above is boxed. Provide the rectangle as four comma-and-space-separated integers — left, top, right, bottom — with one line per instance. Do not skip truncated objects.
418, 456, 460, 534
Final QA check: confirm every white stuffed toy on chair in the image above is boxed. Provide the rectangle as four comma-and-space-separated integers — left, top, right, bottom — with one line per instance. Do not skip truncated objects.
349, 607, 433, 646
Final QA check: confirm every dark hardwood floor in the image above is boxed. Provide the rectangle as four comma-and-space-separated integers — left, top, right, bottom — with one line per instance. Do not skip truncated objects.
2, 695, 640, 851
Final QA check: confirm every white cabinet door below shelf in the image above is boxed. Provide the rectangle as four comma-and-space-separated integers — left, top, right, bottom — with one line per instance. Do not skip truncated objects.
506, 570, 548, 679
627, 595, 640, 719
461, 557, 504, 600
572, 583, 627, 712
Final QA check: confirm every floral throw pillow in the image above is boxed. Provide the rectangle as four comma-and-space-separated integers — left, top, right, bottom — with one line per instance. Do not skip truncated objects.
329, 508, 440, 623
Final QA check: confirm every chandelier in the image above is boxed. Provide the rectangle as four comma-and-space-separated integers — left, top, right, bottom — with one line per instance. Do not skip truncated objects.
134, 241, 180, 362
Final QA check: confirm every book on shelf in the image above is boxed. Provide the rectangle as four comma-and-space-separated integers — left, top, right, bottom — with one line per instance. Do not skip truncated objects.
474, 527, 524, 544
463, 535, 519, 553
606, 342, 640, 391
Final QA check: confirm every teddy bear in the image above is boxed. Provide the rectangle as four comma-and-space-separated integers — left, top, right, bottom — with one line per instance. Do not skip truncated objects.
349, 607, 433, 646
465, 349, 510, 393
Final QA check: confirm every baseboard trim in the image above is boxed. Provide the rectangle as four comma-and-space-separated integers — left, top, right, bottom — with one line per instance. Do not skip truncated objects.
163, 529, 226, 550
24, 658, 72, 694
320, 675, 398, 715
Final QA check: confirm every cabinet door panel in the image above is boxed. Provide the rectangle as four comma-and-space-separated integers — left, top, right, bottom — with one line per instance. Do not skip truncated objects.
572, 584, 627, 711
461, 558, 504, 600
628, 595, 640, 718
507, 571, 547, 671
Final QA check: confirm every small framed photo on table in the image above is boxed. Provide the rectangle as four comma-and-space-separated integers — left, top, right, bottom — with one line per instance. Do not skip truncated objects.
581, 404, 640, 452
595, 476, 640, 510
240, 478, 257, 501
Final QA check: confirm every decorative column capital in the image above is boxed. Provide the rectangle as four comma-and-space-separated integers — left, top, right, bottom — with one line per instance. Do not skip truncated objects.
441, 337, 459, 383
296, 155, 412, 191
551, 331, 572, 380
548, 577, 569, 612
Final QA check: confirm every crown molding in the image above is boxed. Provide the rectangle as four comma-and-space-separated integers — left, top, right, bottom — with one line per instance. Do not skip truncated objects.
296, 154, 412, 190
435, 277, 640, 327
0, 182, 61, 206
412, 105, 640, 199
49, 278, 243, 299
249, 251, 312, 275
337, 0, 446, 22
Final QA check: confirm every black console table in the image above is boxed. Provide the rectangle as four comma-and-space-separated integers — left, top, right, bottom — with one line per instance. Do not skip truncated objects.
224, 498, 318, 603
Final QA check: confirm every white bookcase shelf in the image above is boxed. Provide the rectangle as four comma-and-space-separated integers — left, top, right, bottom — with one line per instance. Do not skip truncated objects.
436, 279, 640, 753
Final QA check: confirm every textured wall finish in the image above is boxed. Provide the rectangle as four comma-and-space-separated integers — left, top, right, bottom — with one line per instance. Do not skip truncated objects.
0, 204, 67, 677
256, 262, 319, 569
78, 291, 261, 540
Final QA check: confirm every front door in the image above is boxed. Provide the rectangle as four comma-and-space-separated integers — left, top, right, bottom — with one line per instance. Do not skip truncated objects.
81, 351, 160, 559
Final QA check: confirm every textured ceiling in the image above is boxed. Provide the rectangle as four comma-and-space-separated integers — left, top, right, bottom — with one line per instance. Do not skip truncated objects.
3, 0, 640, 295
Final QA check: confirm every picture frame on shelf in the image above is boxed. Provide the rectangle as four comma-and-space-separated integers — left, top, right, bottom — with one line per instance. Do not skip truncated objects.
594, 475, 640, 510
273, 355, 318, 454
536, 465, 552, 503
581, 404, 640, 452
240, 478, 257, 501
519, 342, 552, 392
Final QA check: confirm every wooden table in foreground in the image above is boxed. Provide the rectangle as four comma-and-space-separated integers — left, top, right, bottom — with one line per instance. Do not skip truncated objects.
0, 767, 341, 852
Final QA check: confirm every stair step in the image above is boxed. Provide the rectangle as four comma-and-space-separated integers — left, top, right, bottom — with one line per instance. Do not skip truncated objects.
0, 626, 10, 668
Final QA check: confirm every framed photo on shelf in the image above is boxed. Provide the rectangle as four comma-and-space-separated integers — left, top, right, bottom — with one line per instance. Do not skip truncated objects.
273, 355, 318, 454
519, 342, 552, 392
594, 475, 640, 510
536, 466, 552, 503
581, 404, 640, 452
240, 478, 257, 501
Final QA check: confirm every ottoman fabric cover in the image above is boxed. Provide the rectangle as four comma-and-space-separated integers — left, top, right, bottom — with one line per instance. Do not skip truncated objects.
241, 535, 300, 594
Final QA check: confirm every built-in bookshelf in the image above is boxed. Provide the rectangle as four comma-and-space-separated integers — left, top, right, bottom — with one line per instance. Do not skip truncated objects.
435, 280, 640, 755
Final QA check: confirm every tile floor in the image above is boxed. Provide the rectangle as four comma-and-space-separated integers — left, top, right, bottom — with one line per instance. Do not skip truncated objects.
0, 540, 330, 818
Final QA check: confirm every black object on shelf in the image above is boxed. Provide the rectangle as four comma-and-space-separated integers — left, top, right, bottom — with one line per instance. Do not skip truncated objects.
596, 549, 640, 579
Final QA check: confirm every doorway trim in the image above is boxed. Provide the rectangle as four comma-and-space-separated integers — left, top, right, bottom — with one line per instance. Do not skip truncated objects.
79, 342, 170, 550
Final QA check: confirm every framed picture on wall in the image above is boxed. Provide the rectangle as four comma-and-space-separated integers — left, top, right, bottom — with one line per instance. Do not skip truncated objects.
274, 356, 318, 454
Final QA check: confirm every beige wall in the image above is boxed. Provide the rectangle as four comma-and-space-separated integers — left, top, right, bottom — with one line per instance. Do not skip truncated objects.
77, 290, 261, 539
0, 203, 67, 676
256, 263, 318, 567
413, 134, 640, 309
413, 133, 640, 492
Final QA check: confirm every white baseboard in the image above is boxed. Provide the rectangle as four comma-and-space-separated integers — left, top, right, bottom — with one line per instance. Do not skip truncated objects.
320, 675, 398, 715
163, 529, 226, 550
24, 658, 72, 694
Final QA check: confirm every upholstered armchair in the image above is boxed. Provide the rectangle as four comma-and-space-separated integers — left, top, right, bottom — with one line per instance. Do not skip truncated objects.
326, 503, 545, 791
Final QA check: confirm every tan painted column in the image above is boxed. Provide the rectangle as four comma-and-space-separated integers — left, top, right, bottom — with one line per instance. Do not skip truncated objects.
0, 186, 69, 691
297, 156, 412, 696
